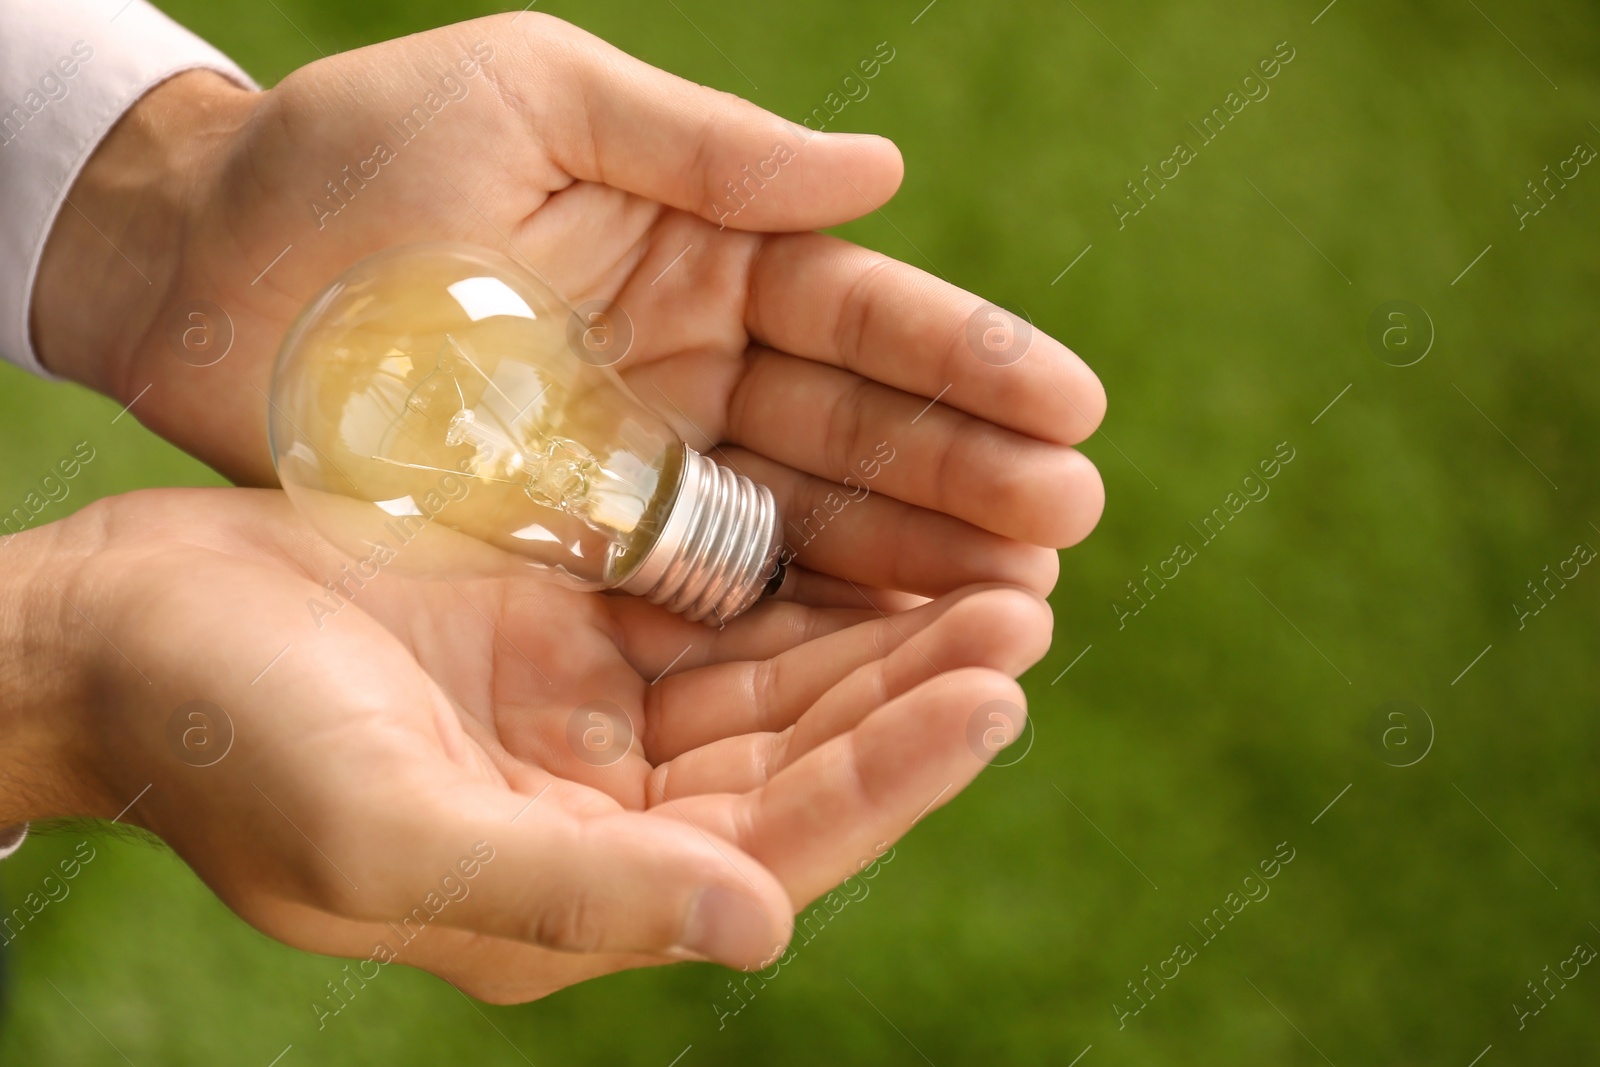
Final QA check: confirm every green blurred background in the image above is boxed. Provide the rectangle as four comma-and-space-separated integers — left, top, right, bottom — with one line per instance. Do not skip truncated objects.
3, 0, 1598, 1062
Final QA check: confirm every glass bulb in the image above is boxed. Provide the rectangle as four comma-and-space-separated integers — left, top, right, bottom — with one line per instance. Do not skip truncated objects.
268, 242, 785, 624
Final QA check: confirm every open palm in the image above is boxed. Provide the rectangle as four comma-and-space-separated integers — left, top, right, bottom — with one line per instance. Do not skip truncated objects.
65, 488, 1049, 1001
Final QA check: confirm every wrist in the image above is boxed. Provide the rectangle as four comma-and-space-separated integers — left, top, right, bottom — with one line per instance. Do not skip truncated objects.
31, 70, 256, 400
0, 516, 113, 825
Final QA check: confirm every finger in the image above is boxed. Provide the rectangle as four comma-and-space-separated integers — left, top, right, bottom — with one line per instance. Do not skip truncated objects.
729, 347, 1104, 546
745, 233, 1106, 445
644, 594, 967, 761
648, 734, 778, 801
779, 587, 1051, 766
237, 894, 662, 1005
646, 587, 1051, 790
330, 784, 794, 970
768, 568, 930, 611
725, 447, 1060, 596
513, 14, 903, 230
398, 929, 666, 1005
661, 668, 1027, 906
603, 595, 877, 680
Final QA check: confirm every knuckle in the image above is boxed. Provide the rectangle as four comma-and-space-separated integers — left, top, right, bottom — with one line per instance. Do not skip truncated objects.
722, 349, 771, 444
528, 888, 607, 954
928, 422, 966, 518
831, 255, 892, 374
750, 657, 780, 732
824, 378, 872, 478
502, 10, 574, 47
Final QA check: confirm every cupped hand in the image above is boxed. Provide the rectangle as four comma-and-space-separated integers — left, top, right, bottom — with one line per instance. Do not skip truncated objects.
22, 488, 1049, 1002
34, 12, 1106, 604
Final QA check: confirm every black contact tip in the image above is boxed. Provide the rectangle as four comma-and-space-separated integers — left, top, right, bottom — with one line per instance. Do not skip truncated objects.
762, 557, 788, 599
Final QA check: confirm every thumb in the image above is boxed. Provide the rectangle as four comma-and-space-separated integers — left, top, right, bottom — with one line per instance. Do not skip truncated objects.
501, 13, 904, 230
351, 785, 795, 970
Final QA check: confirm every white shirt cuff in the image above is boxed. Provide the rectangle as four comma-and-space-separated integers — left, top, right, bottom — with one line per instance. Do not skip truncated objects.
0, 0, 258, 378
0, 823, 27, 859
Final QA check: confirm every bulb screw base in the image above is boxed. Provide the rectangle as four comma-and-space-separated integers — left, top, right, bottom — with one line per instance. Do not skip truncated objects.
618, 447, 785, 624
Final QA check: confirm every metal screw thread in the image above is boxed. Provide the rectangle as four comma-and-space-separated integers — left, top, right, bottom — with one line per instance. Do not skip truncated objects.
617, 447, 784, 624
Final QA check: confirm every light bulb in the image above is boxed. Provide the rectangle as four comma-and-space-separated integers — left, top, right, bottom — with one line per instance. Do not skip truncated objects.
268, 243, 785, 624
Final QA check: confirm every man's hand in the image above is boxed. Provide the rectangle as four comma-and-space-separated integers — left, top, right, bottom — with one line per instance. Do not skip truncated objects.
0, 488, 1049, 1002
32, 12, 1105, 602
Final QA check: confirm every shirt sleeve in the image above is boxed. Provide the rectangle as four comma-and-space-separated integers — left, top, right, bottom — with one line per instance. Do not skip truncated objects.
0, 0, 258, 378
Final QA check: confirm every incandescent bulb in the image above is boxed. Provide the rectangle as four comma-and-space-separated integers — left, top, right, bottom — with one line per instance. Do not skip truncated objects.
268, 243, 785, 624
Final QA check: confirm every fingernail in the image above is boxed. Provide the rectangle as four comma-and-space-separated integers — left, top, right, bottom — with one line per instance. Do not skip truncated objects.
677, 886, 774, 969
